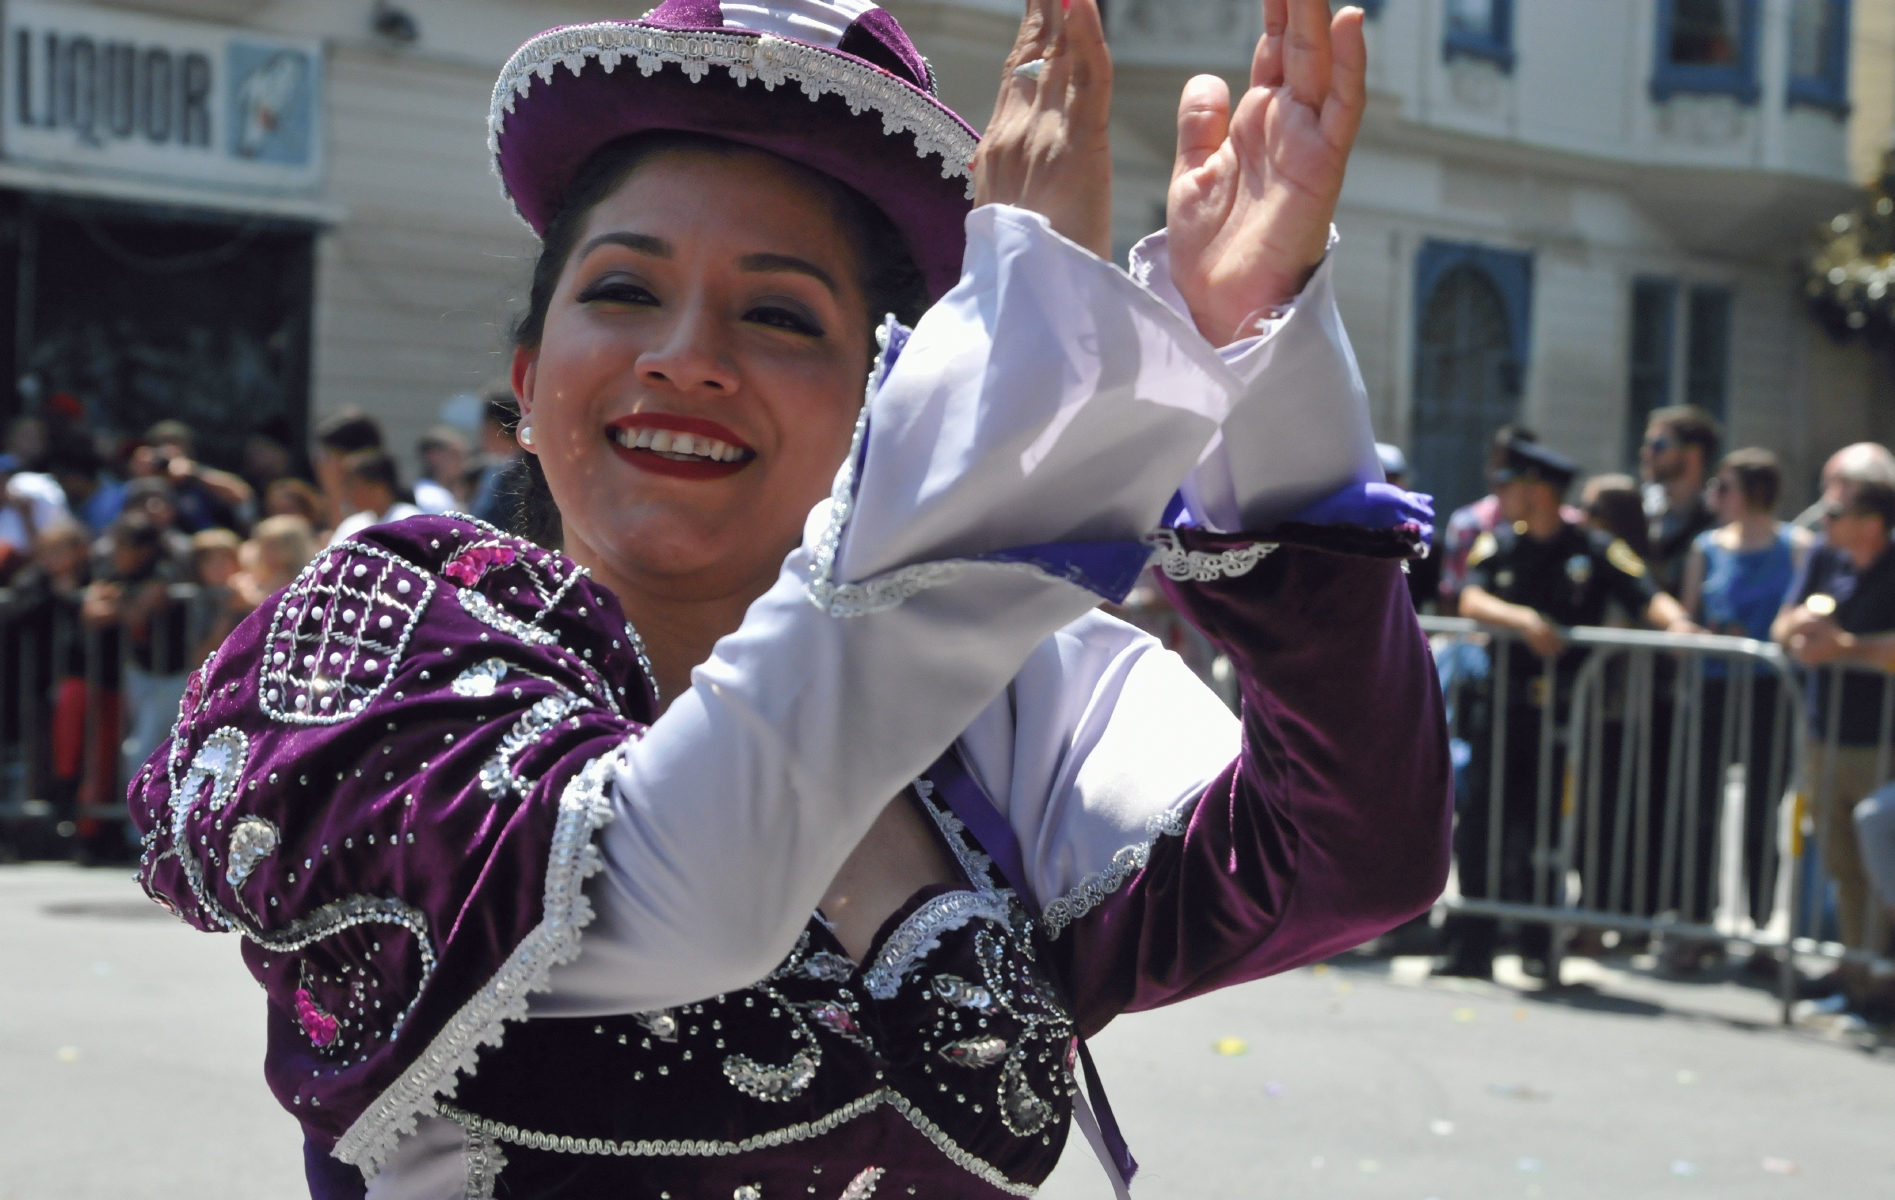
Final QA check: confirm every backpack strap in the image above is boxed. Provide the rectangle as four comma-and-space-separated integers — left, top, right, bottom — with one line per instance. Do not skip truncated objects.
925, 747, 1139, 1197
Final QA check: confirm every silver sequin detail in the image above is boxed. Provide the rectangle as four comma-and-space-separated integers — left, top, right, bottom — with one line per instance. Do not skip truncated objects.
225, 816, 280, 887
479, 690, 590, 799
839, 1167, 885, 1200
722, 1047, 820, 1102
452, 658, 510, 698
938, 1035, 1009, 1069
931, 974, 992, 1009
796, 952, 856, 983
1144, 528, 1280, 582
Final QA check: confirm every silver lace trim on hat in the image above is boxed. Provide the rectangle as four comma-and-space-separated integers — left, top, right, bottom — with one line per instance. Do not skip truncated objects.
488, 24, 979, 215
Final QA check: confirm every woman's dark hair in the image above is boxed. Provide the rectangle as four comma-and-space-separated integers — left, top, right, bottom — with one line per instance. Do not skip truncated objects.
1582, 472, 1650, 558
1718, 447, 1780, 513
507, 132, 930, 548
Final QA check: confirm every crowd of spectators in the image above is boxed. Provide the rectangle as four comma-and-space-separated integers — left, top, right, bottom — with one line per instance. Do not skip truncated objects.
1424, 408, 1895, 1026
0, 388, 525, 861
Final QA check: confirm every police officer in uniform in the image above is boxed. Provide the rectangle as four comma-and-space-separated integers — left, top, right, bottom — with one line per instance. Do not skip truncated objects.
1439, 438, 1697, 979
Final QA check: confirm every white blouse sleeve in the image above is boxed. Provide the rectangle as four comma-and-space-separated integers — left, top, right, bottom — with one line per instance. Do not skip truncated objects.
540, 206, 1246, 1016
1129, 228, 1384, 533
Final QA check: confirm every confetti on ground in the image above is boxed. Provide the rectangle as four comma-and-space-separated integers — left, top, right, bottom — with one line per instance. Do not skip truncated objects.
1487, 1083, 1552, 1101
1334, 980, 1354, 995
1357, 1159, 1380, 1173
1676, 1069, 1697, 1085
1430, 1119, 1455, 1136
1513, 1006, 1528, 1020
56, 1046, 79, 1063
1761, 1157, 1799, 1175
1453, 1007, 1477, 1022
1311, 962, 1330, 977
1213, 1037, 1248, 1056
1264, 1082, 1284, 1097
1517, 1157, 1546, 1173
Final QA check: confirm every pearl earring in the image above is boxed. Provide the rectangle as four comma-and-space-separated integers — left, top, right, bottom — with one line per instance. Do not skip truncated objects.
517, 423, 535, 449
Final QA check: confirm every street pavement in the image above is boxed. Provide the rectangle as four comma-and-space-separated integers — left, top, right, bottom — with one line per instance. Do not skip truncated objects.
5, 863, 1893, 1200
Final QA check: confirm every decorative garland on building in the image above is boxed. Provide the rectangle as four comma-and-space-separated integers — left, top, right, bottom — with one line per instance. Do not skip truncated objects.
1807, 153, 1895, 343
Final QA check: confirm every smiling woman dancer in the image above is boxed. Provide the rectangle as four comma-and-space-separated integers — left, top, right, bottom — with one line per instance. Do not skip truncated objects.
134, 2, 1449, 1197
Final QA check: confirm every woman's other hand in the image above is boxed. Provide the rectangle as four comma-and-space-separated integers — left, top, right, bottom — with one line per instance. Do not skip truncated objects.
973, 0, 1113, 259
1168, 0, 1367, 346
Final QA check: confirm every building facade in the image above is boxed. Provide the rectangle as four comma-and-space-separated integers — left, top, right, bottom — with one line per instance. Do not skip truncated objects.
1095, 0, 1881, 515
10, 0, 1883, 515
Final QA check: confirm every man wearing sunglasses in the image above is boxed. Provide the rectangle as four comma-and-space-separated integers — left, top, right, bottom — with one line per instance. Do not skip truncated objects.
1775, 477, 1895, 1019
1640, 406, 1721, 597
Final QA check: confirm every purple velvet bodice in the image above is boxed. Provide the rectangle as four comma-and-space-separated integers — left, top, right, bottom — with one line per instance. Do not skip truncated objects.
447, 784, 1074, 1197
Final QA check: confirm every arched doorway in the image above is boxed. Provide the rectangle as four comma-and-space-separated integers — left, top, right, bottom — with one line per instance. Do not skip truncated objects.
1411, 245, 1531, 516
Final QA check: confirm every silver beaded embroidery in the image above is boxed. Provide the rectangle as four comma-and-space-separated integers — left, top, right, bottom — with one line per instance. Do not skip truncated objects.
260, 543, 434, 725
1144, 528, 1280, 582
434, 1089, 1035, 1196
459, 589, 559, 647
723, 1045, 820, 1102
861, 890, 1010, 1001
930, 974, 992, 1010
335, 749, 625, 1173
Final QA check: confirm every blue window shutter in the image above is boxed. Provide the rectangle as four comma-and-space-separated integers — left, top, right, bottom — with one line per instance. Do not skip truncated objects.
1443, 0, 1515, 71
1651, 0, 1761, 104
1788, 0, 1851, 115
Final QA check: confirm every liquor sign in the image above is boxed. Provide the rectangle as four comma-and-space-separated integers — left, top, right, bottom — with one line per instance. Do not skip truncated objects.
2, 0, 323, 192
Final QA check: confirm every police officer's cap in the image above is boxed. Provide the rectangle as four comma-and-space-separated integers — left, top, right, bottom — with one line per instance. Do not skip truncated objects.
1493, 438, 1578, 493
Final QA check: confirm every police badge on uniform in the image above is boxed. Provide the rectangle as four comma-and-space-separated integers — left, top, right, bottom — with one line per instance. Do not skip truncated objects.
1565, 555, 1592, 585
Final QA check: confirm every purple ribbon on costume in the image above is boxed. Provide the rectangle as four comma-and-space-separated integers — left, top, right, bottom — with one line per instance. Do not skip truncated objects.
927, 749, 1140, 1188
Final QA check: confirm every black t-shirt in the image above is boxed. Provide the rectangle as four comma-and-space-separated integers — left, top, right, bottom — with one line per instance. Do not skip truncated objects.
1791, 542, 1895, 745
1467, 522, 1658, 704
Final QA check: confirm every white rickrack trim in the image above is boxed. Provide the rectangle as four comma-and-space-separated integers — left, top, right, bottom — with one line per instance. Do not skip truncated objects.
1038, 801, 1196, 941
334, 748, 627, 1175
1143, 528, 1280, 583
806, 322, 967, 618
487, 25, 979, 219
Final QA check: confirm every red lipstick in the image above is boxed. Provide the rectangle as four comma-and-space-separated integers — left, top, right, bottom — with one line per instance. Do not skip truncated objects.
605, 414, 754, 481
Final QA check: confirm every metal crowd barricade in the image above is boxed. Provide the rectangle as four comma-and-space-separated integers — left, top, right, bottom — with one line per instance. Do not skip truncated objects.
1421, 615, 1895, 1024
0, 580, 208, 857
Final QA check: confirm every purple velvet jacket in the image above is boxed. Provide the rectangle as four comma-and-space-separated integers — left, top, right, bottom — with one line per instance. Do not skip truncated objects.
133, 511, 1450, 1199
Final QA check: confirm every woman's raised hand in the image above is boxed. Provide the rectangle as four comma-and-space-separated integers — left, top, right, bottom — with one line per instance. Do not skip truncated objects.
1168, 0, 1367, 346
973, 0, 1114, 259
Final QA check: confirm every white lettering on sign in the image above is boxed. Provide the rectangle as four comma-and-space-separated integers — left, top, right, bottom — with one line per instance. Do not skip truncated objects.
2, 0, 323, 193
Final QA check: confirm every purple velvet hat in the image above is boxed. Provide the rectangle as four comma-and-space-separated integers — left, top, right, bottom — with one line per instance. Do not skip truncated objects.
489, 0, 981, 301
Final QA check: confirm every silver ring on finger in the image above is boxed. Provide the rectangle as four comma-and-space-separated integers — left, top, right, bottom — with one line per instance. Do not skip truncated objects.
1012, 58, 1048, 81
